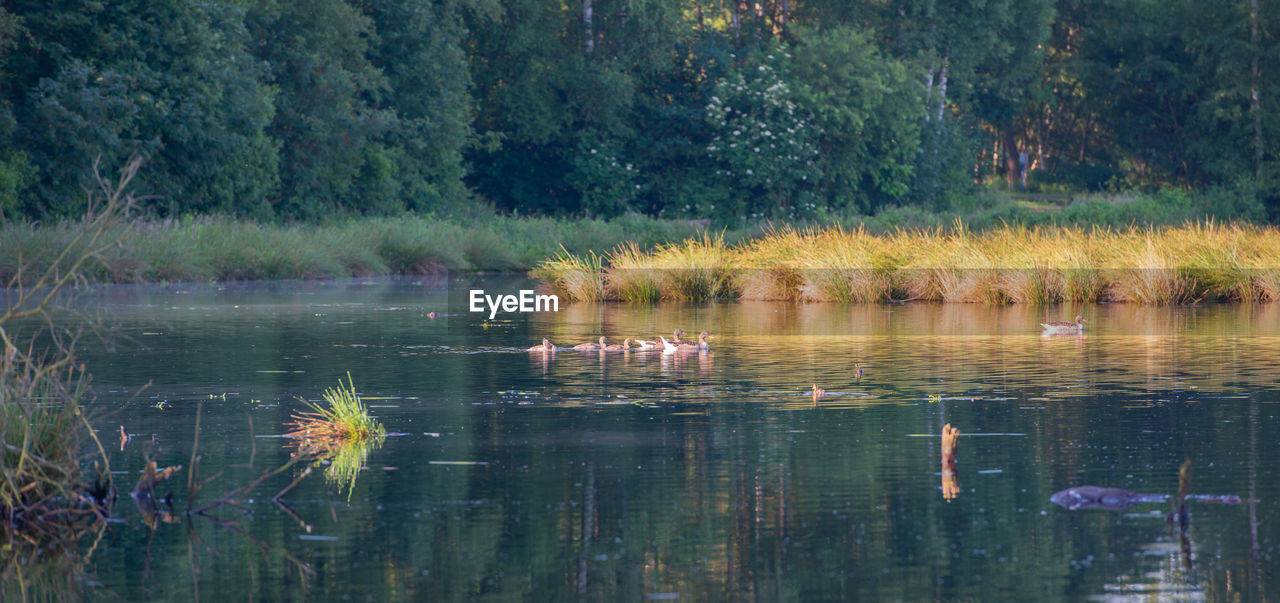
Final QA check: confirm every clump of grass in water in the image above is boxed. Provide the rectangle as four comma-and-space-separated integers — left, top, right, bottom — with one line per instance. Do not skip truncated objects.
284, 374, 385, 501
651, 232, 736, 301
285, 373, 386, 442
606, 242, 662, 302
530, 247, 605, 302
533, 222, 1280, 305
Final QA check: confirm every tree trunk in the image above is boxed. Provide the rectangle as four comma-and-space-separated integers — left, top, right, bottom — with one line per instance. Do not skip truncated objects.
924, 67, 935, 122
732, 1, 741, 39
583, 0, 593, 54
935, 64, 948, 123
1003, 125, 1021, 189
1251, 0, 1262, 180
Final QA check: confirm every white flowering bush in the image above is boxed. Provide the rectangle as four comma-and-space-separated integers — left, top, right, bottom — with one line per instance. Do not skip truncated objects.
704, 47, 822, 221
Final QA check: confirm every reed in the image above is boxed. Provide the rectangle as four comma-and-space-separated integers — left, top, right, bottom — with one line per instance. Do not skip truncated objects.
650, 232, 737, 301
736, 227, 807, 301
531, 247, 605, 301
606, 242, 663, 302
532, 222, 1280, 304
285, 373, 385, 443
0, 213, 720, 285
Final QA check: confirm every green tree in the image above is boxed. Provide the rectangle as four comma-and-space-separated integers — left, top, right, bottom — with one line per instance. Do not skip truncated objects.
8, 0, 278, 218
704, 46, 821, 221
246, 0, 392, 219
357, 0, 475, 214
792, 26, 922, 213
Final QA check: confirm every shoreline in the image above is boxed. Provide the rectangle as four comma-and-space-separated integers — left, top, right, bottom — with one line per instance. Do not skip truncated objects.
535, 223, 1280, 304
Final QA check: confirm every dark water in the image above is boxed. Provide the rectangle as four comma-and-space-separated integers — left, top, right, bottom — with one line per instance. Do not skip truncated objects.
27, 275, 1280, 600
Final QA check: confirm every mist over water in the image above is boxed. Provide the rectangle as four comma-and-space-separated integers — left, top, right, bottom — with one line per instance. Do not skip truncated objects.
69, 275, 1279, 600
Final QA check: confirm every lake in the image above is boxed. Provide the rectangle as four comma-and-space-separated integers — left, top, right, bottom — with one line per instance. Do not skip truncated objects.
35, 275, 1280, 599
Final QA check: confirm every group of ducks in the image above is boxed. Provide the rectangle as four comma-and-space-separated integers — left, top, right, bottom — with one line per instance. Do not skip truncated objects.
527, 328, 712, 354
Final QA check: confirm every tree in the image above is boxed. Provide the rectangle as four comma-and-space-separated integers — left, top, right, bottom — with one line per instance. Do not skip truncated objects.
8, 0, 278, 218
357, 0, 475, 214
792, 26, 922, 213
246, 0, 392, 219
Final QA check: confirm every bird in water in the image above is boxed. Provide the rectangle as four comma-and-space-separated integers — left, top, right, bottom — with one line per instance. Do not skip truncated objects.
574, 336, 610, 351
855, 363, 865, 381
527, 338, 556, 352
811, 384, 826, 403
604, 338, 633, 351
1040, 314, 1086, 335
676, 330, 712, 351
640, 329, 685, 350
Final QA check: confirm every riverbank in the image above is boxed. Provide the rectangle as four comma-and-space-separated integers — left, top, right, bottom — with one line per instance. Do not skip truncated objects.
0, 214, 727, 284
1, 188, 1270, 289
534, 222, 1280, 304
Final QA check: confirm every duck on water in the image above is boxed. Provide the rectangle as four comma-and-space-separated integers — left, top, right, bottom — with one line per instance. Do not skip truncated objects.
1040, 315, 1086, 335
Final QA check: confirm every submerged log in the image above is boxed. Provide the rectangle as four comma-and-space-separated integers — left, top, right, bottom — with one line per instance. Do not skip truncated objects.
1050, 486, 1168, 510
1051, 485, 1248, 511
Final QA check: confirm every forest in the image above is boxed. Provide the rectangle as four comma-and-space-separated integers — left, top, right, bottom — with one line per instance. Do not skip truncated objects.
0, 0, 1277, 224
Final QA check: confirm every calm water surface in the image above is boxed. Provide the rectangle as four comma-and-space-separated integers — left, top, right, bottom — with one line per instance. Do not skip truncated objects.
47, 276, 1280, 599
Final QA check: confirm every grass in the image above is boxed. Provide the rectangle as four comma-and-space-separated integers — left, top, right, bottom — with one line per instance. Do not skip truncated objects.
0, 213, 728, 285
535, 222, 1280, 304
285, 373, 386, 443
0, 363, 101, 530
283, 374, 386, 501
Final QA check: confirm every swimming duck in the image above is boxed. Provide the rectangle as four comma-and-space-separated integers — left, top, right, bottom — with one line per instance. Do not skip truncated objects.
527, 338, 557, 352
574, 336, 610, 351
676, 330, 711, 350
604, 338, 633, 351
811, 384, 826, 401
641, 329, 685, 349
855, 363, 865, 381
1040, 315, 1086, 335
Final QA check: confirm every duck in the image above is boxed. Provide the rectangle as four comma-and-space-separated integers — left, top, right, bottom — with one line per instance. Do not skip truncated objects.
811, 384, 826, 401
855, 363, 865, 381
527, 338, 557, 352
658, 336, 681, 354
1040, 314, 1087, 335
604, 338, 633, 351
676, 330, 712, 350
574, 336, 610, 351
640, 329, 685, 349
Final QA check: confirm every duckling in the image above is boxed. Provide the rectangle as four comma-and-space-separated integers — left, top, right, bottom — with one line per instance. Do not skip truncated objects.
676, 330, 711, 350
658, 336, 680, 354
811, 384, 826, 402
641, 329, 685, 349
604, 338, 633, 351
574, 336, 610, 351
1040, 314, 1086, 335
855, 363, 865, 381
527, 338, 557, 352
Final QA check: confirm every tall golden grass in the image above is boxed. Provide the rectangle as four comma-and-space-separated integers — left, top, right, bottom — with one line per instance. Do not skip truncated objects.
534, 222, 1280, 304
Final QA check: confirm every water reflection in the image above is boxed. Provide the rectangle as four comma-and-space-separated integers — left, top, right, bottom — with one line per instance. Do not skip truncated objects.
58, 277, 1280, 600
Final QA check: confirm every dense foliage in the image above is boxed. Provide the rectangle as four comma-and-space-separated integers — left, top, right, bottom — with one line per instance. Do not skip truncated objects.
1, 0, 1278, 222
